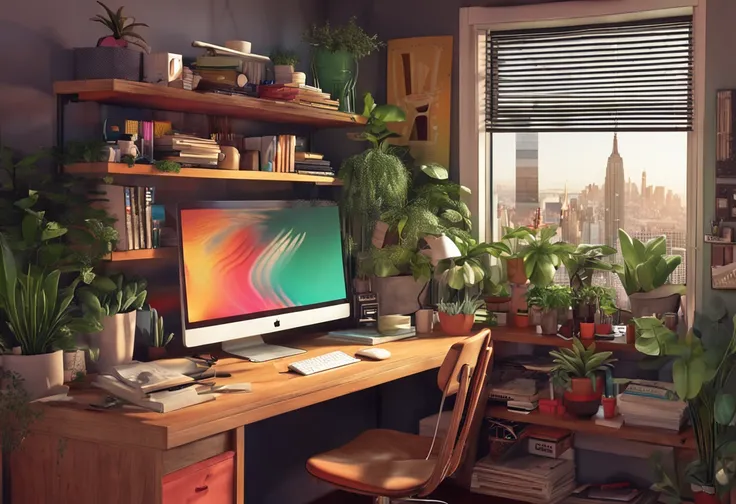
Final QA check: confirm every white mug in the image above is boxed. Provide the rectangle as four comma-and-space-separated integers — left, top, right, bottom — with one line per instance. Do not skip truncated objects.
416, 309, 435, 334
118, 140, 139, 158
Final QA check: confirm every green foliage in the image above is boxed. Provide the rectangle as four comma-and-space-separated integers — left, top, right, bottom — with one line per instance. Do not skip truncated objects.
150, 307, 173, 348
531, 285, 572, 312
270, 49, 299, 66
153, 160, 181, 173
121, 154, 135, 167
614, 229, 683, 295
91, 1, 149, 52
437, 296, 485, 316
77, 273, 147, 318
304, 17, 384, 59
500, 226, 535, 258
563, 243, 616, 289
57, 140, 107, 164
0, 235, 101, 355
354, 93, 406, 151
0, 370, 41, 453
435, 229, 509, 292
549, 338, 616, 392
519, 226, 575, 287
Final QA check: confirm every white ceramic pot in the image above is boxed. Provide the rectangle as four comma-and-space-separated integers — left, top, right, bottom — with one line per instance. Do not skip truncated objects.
273, 64, 294, 84
1, 351, 64, 399
63, 350, 87, 382
93, 311, 137, 374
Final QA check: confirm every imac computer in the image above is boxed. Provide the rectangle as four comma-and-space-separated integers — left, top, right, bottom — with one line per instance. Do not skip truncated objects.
177, 200, 350, 362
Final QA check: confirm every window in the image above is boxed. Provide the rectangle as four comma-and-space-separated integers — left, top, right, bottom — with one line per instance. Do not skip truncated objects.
458, 1, 701, 312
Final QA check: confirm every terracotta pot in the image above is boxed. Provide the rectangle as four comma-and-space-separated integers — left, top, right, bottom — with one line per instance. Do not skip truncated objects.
596, 323, 613, 335
692, 487, 719, 504
580, 322, 595, 339
507, 258, 527, 285
626, 322, 636, 344
485, 295, 511, 305
147, 346, 168, 361
569, 376, 604, 397
92, 311, 137, 374
1, 351, 64, 400
438, 312, 475, 336
564, 393, 601, 417
602, 396, 617, 419
512, 312, 530, 328
540, 310, 559, 335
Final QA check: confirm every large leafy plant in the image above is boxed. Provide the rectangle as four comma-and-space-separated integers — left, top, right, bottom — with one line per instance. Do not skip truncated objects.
520, 226, 574, 287
634, 309, 736, 492
304, 17, 383, 59
549, 338, 616, 391
535, 285, 573, 312
563, 244, 616, 289
614, 229, 683, 295
0, 236, 101, 355
77, 273, 147, 318
435, 229, 509, 292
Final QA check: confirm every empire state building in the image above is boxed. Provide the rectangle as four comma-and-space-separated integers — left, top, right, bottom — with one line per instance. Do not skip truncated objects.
604, 134, 625, 247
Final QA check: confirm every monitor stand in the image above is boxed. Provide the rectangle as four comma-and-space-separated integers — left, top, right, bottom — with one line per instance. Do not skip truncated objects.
222, 336, 306, 362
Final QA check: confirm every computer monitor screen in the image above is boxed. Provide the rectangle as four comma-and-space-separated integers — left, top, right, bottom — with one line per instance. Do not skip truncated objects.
178, 201, 349, 348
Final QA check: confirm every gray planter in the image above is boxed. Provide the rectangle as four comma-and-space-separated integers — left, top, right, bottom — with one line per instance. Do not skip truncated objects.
628, 285, 682, 318
541, 310, 559, 335
371, 276, 428, 315
74, 47, 142, 81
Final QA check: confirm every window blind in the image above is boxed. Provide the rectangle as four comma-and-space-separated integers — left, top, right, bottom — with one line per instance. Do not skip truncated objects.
486, 16, 693, 132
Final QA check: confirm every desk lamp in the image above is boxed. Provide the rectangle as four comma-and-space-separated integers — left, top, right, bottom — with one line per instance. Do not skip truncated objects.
417, 235, 462, 309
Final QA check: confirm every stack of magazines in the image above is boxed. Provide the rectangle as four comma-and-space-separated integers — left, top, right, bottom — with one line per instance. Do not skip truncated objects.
618, 380, 688, 431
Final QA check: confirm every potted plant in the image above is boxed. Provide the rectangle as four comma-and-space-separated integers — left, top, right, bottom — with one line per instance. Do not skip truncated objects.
634, 309, 736, 504
77, 273, 147, 373
525, 285, 544, 326
437, 296, 484, 335
270, 49, 299, 84
536, 285, 572, 335
574, 286, 616, 339
512, 308, 530, 328
0, 237, 101, 399
614, 229, 684, 317
549, 338, 616, 417
147, 308, 173, 361
519, 225, 575, 288
499, 226, 534, 285
563, 243, 616, 290
304, 17, 383, 112
596, 300, 617, 335
74, 2, 149, 81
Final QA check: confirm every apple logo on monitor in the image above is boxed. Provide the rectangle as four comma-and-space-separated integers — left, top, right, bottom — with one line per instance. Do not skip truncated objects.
274, 319, 280, 328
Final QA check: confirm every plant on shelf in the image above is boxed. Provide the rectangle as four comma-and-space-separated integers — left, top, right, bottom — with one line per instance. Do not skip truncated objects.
437, 294, 485, 336
573, 286, 616, 338
304, 17, 383, 112
270, 49, 299, 67
634, 308, 736, 502
614, 229, 684, 317
535, 285, 572, 335
499, 226, 534, 285
153, 160, 181, 173
91, 1, 149, 52
563, 243, 616, 290
77, 273, 147, 372
549, 338, 616, 417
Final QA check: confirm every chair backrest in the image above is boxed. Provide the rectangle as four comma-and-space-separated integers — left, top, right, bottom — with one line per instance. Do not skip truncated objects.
420, 328, 493, 496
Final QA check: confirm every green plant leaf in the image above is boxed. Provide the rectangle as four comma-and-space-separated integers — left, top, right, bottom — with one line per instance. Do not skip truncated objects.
420, 163, 449, 180
371, 104, 405, 123
716, 392, 736, 425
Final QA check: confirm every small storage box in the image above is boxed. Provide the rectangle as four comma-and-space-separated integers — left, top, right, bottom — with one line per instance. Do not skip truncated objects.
163, 451, 235, 504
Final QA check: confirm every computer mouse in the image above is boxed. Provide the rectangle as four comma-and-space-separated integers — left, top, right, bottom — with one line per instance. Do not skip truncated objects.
356, 348, 391, 360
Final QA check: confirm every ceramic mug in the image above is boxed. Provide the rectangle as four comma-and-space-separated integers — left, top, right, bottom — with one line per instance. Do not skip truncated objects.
218, 146, 241, 170
117, 140, 139, 158
416, 309, 435, 334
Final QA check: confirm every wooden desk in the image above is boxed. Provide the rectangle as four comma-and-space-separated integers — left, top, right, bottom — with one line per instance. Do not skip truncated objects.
10, 332, 470, 504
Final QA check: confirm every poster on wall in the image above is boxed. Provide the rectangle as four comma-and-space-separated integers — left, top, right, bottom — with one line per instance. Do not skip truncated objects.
386, 36, 453, 168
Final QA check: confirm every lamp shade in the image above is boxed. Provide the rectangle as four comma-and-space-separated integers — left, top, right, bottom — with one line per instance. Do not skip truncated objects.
423, 235, 462, 266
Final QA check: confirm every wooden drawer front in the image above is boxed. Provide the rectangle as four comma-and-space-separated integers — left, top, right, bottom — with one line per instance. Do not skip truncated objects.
163, 451, 235, 504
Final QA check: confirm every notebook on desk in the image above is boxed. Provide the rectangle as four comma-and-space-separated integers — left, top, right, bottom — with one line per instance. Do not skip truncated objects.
324, 327, 416, 345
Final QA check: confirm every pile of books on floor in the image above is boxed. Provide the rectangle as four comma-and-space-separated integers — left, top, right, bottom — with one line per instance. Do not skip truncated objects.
489, 377, 540, 413
472, 436, 575, 504
295, 152, 334, 177
258, 83, 340, 110
93, 362, 214, 413
100, 185, 157, 251
617, 380, 688, 431
562, 485, 659, 504
244, 135, 296, 172
155, 134, 221, 167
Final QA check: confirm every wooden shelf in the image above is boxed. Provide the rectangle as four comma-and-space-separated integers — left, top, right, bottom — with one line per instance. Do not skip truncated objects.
55, 80, 366, 128
106, 248, 178, 262
63, 163, 342, 186
490, 326, 638, 353
486, 406, 694, 449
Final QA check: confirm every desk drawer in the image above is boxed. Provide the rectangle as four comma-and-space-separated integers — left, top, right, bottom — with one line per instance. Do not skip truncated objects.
163, 451, 235, 504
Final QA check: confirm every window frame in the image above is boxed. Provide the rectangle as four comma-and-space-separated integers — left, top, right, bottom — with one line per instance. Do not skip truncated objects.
458, 0, 705, 318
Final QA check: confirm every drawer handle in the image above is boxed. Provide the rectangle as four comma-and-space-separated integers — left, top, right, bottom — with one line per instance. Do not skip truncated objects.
195, 485, 209, 493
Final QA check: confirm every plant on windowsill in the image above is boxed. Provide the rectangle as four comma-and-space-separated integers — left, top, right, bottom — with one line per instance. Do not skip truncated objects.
499, 226, 535, 285
549, 338, 616, 417
519, 225, 575, 288
613, 229, 684, 317
574, 286, 616, 339
535, 285, 572, 335
634, 308, 736, 504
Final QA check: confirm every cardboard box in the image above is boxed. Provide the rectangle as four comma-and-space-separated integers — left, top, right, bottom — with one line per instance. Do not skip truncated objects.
525, 426, 572, 459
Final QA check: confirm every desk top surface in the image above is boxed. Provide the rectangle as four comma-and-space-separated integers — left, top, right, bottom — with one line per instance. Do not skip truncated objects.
34, 332, 470, 450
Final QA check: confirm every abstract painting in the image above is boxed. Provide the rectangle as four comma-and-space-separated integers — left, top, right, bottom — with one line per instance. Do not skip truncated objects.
387, 36, 453, 167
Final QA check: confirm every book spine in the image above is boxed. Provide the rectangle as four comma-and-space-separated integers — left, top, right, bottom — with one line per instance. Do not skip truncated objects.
137, 187, 146, 248
124, 187, 134, 250
145, 187, 153, 249
129, 187, 140, 250
624, 384, 671, 398
289, 135, 295, 173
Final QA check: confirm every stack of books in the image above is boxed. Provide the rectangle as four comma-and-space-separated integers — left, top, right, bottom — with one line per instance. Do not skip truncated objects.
93, 362, 214, 413
244, 135, 296, 173
258, 83, 340, 110
295, 154, 334, 177
490, 378, 539, 413
324, 327, 416, 345
100, 185, 157, 251
563, 486, 659, 504
472, 451, 576, 503
617, 380, 688, 431
195, 56, 248, 90
169, 67, 198, 90
155, 134, 221, 167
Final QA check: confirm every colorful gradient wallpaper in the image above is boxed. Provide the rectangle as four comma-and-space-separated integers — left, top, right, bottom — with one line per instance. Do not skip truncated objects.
180, 204, 347, 324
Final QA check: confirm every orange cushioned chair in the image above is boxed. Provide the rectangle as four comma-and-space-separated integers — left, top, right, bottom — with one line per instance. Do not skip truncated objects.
306, 329, 493, 504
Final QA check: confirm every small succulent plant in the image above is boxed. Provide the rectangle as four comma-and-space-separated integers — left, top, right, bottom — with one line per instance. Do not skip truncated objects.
91, 1, 150, 52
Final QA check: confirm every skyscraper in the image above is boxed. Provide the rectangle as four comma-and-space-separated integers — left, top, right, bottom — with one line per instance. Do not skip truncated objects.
641, 171, 647, 203
604, 134, 626, 247
515, 133, 539, 226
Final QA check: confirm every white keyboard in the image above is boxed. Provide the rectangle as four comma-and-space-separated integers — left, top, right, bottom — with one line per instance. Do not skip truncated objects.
288, 351, 360, 376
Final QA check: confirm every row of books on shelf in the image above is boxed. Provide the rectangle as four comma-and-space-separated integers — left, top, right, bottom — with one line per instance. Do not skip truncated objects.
100, 185, 159, 252
242, 135, 334, 175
